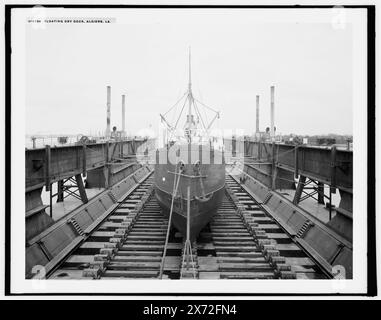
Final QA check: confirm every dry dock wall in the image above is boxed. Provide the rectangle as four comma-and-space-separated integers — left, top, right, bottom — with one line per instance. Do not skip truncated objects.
25, 165, 152, 278
236, 171, 353, 278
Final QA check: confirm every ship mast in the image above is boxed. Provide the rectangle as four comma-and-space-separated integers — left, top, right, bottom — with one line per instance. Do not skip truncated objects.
187, 47, 193, 143
160, 49, 220, 144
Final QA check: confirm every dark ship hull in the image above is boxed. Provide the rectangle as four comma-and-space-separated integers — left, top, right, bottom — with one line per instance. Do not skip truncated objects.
154, 144, 225, 240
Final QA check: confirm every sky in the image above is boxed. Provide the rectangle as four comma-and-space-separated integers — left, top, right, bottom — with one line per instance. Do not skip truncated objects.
25, 9, 354, 136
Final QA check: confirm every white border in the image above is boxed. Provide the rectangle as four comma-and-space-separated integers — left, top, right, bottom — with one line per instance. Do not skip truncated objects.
9, 6, 369, 295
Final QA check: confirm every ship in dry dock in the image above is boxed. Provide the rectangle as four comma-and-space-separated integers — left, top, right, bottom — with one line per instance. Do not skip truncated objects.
154, 51, 225, 240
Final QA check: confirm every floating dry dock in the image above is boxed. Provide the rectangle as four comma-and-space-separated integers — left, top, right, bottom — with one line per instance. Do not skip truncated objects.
25, 139, 352, 279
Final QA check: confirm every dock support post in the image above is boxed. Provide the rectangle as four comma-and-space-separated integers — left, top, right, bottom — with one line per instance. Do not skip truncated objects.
82, 145, 87, 178
75, 174, 88, 204
49, 184, 53, 218
258, 141, 262, 160
293, 175, 306, 205
330, 145, 337, 194
57, 180, 64, 202
317, 182, 325, 204
45, 145, 51, 191
294, 146, 299, 179
104, 141, 110, 188
32, 136, 36, 149
271, 142, 277, 190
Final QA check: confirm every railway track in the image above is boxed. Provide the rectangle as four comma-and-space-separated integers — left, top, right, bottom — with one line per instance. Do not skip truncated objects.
49, 172, 327, 280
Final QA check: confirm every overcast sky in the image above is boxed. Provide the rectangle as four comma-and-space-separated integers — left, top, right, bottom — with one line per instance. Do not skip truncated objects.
25, 9, 353, 136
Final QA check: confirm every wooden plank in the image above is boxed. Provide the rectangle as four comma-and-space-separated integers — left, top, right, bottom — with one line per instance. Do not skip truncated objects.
113, 256, 162, 262
49, 269, 85, 279
220, 272, 275, 279
103, 270, 158, 278
219, 263, 273, 270
80, 242, 108, 249
91, 231, 115, 237
107, 262, 161, 269
65, 255, 94, 264
118, 251, 163, 256
285, 257, 315, 266
266, 233, 290, 239
276, 243, 301, 251
198, 272, 221, 279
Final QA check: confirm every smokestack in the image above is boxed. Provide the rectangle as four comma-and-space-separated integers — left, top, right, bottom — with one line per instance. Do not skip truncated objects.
256, 95, 260, 133
122, 94, 126, 135
106, 86, 111, 138
270, 86, 275, 140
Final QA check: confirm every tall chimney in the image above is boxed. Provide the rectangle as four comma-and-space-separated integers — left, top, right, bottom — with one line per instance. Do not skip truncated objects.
256, 95, 260, 133
106, 86, 111, 138
122, 94, 126, 135
270, 86, 275, 140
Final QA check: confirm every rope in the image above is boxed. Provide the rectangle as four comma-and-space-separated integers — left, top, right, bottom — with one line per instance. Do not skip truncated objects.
158, 161, 182, 279
168, 96, 189, 142
193, 97, 219, 114
163, 92, 188, 117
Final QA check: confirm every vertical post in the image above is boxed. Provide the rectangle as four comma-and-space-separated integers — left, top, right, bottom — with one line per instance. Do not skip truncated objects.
32, 137, 36, 149
293, 175, 306, 205
49, 184, 53, 218
256, 95, 260, 133
317, 182, 325, 204
106, 86, 111, 138
122, 94, 126, 136
45, 145, 51, 191
294, 146, 299, 179
104, 141, 110, 188
270, 86, 275, 141
329, 188, 332, 220
271, 142, 276, 190
330, 145, 337, 194
75, 174, 88, 203
232, 136, 236, 157
186, 186, 191, 268
258, 141, 261, 160
82, 145, 87, 177
57, 180, 64, 202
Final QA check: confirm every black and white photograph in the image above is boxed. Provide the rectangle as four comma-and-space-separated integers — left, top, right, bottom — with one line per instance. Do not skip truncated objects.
3, 2, 377, 297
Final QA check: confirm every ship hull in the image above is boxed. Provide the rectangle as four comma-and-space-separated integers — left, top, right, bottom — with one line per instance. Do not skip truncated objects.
154, 144, 225, 240
155, 186, 225, 239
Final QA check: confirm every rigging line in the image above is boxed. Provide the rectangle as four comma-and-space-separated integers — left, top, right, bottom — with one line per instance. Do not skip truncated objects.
193, 100, 208, 135
169, 94, 189, 140
194, 97, 219, 114
193, 88, 209, 125
163, 92, 188, 117
163, 95, 188, 142
200, 96, 209, 126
